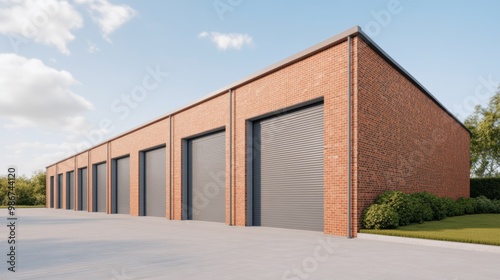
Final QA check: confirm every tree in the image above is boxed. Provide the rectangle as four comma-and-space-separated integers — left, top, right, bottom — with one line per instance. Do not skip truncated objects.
0, 171, 45, 206
465, 86, 500, 178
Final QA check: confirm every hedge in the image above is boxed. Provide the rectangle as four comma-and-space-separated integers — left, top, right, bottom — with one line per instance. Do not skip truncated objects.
362, 191, 500, 230
470, 178, 500, 200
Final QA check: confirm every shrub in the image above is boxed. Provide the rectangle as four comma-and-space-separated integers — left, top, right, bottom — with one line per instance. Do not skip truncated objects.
456, 197, 476, 214
408, 193, 433, 223
375, 191, 415, 226
410, 192, 447, 220
362, 204, 400, 230
494, 200, 500, 214
440, 197, 464, 217
474, 196, 497, 213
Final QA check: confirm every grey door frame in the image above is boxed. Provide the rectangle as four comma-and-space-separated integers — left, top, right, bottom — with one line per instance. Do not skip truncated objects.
92, 161, 107, 213
139, 144, 166, 217
111, 155, 130, 214
78, 167, 88, 211
50, 176, 54, 208
66, 171, 74, 210
57, 174, 63, 209
183, 128, 226, 222
245, 98, 324, 226
181, 127, 225, 220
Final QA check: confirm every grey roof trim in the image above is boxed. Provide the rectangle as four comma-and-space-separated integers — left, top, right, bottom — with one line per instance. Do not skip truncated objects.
356, 29, 470, 134
47, 25, 469, 168
47, 26, 359, 168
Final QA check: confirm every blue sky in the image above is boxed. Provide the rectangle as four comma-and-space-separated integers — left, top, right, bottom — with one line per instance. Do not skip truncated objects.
0, 0, 499, 176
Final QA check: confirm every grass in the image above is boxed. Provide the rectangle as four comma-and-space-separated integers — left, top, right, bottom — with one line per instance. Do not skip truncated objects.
0, 205, 45, 208
360, 214, 500, 246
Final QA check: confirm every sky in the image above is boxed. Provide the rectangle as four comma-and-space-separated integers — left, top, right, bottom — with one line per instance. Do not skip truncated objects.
0, 0, 499, 176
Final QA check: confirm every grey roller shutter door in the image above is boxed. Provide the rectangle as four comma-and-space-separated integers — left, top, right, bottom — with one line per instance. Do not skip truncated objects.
79, 168, 88, 211
67, 171, 74, 210
145, 147, 166, 217
96, 163, 107, 213
116, 157, 130, 214
50, 176, 54, 208
57, 174, 62, 209
187, 131, 226, 223
253, 103, 324, 231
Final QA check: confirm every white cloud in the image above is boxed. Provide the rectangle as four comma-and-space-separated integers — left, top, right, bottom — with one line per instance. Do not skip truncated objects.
87, 40, 100, 53
0, 0, 83, 55
76, 0, 136, 42
199, 31, 253, 50
4, 140, 90, 175
0, 53, 94, 133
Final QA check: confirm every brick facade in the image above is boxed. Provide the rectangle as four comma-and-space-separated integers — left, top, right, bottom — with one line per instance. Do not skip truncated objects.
46, 27, 470, 237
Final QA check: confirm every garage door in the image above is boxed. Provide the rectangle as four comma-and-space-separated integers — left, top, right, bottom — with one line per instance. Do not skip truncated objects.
57, 174, 63, 209
94, 163, 107, 213
142, 147, 166, 217
253, 103, 324, 231
50, 176, 54, 208
187, 131, 225, 223
79, 168, 88, 211
66, 171, 74, 210
113, 157, 130, 214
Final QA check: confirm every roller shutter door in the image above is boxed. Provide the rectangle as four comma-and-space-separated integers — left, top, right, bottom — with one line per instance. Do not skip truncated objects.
50, 176, 54, 208
114, 157, 130, 214
144, 147, 166, 217
66, 171, 74, 210
57, 174, 63, 209
79, 168, 88, 211
94, 163, 107, 213
187, 131, 226, 223
253, 103, 324, 231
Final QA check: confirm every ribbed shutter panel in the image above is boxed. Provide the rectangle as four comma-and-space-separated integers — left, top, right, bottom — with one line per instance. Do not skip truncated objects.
57, 174, 63, 209
68, 171, 74, 210
253, 103, 324, 231
145, 147, 166, 217
97, 163, 107, 213
117, 157, 130, 214
188, 131, 226, 223
50, 176, 54, 208
80, 168, 88, 211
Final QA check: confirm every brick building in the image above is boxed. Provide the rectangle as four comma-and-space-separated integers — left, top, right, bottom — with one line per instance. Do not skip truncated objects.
46, 26, 470, 237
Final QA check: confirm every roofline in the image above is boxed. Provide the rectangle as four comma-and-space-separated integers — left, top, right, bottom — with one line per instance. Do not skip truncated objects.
47, 26, 469, 168
355, 29, 470, 135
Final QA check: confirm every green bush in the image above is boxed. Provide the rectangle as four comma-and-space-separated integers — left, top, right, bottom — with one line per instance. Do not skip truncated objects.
440, 197, 464, 217
0, 171, 45, 206
494, 200, 500, 214
470, 178, 500, 200
375, 191, 416, 226
474, 196, 497, 213
456, 197, 476, 214
410, 192, 447, 220
408, 193, 433, 223
362, 204, 400, 230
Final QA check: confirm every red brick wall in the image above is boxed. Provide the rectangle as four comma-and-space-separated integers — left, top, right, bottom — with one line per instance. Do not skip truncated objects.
355, 39, 471, 234
172, 94, 229, 221
45, 33, 470, 237
110, 119, 170, 217
233, 41, 349, 235
54, 157, 75, 210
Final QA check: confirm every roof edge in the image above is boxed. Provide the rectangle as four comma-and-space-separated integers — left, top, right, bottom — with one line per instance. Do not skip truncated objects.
47, 25, 470, 169
47, 26, 361, 168
356, 29, 471, 135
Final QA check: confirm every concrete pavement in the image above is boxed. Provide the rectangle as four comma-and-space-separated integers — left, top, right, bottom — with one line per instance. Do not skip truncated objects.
0, 209, 498, 280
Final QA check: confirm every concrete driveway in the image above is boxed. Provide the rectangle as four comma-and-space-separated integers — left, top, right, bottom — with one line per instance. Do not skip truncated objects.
0, 209, 498, 280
